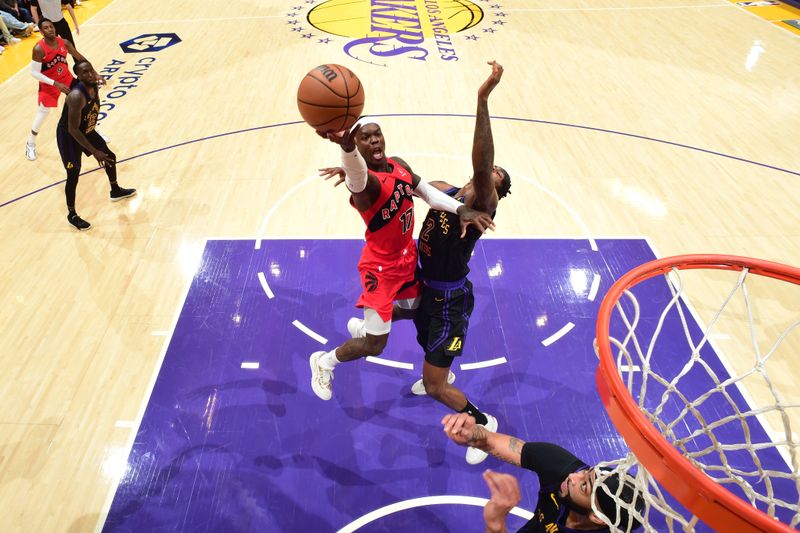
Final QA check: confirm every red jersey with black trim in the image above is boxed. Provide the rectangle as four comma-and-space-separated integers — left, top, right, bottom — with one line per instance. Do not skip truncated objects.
38, 36, 73, 89
351, 157, 416, 257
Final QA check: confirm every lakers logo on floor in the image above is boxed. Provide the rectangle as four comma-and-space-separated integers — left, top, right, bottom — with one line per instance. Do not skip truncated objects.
285, 1, 510, 66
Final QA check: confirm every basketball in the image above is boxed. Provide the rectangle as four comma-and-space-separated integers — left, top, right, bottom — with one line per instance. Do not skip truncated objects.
297, 64, 365, 133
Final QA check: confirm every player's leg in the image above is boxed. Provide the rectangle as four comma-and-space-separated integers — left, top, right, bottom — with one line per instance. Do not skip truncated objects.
53, 18, 73, 47
310, 251, 420, 400
347, 278, 420, 338
418, 280, 498, 464
425, 354, 498, 465
410, 288, 454, 394
310, 308, 390, 401
57, 128, 90, 230
86, 131, 136, 201
26, 102, 53, 160
417, 286, 479, 413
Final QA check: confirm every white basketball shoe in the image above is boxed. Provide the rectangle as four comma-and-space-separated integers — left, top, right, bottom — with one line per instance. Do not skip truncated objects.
309, 351, 333, 400
465, 414, 498, 465
411, 371, 455, 395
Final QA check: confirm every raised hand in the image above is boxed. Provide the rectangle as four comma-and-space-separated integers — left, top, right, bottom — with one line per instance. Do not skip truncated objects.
442, 412, 479, 447
316, 126, 358, 152
319, 166, 346, 187
478, 61, 504, 101
93, 149, 115, 168
483, 470, 521, 533
457, 206, 496, 238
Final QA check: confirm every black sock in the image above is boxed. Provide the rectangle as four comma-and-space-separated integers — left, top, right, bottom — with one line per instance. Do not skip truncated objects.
459, 400, 488, 426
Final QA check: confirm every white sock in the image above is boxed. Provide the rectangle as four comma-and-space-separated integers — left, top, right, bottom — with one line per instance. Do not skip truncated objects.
29, 105, 51, 145
319, 350, 340, 371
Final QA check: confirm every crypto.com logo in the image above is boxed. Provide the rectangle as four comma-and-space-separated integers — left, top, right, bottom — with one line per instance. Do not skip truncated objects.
119, 33, 182, 54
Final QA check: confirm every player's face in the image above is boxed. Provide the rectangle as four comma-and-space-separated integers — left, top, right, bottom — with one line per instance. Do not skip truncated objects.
355, 123, 386, 166
76, 63, 100, 86
492, 166, 506, 193
40, 21, 56, 40
560, 468, 595, 511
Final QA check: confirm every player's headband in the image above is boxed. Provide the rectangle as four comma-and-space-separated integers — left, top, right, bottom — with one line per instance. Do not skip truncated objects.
350, 118, 381, 136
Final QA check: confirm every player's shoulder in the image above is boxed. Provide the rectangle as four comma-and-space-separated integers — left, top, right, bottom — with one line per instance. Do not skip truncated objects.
390, 156, 411, 172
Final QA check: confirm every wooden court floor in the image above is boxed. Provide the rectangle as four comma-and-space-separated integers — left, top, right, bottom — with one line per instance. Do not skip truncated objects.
0, 1, 799, 531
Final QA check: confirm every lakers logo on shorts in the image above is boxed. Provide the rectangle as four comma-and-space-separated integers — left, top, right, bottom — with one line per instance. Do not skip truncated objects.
67, 162, 74, 169
446, 337, 462, 352
365, 271, 378, 292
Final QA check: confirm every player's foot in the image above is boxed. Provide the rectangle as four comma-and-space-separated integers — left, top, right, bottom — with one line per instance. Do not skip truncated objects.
411, 370, 455, 395
110, 187, 136, 202
466, 414, 497, 465
347, 317, 366, 338
67, 213, 91, 231
25, 143, 36, 161
309, 351, 333, 400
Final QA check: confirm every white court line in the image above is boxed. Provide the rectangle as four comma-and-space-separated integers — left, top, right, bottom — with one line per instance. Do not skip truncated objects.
337, 495, 533, 533
588, 273, 601, 302
292, 320, 328, 344
114, 420, 135, 428
94, 236, 203, 533
619, 365, 641, 372
365, 356, 414, 370
460, 357, 507, 370
709, 333, 731, 340
257, 271, 275, 299
504, 3, 730, 13
88, 15, 285, 27
406, 152, 599, 251
241, 362, 260, 369
151, 330, 169, 336
541, 322, 575, 346
255, 173, 320, 250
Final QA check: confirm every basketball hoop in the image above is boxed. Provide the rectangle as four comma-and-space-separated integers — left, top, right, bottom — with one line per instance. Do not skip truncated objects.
594, 254, 800, 532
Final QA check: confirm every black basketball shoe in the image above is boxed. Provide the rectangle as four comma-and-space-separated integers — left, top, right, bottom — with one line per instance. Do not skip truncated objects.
110, 187, 137, 202
67, 213, 91, 231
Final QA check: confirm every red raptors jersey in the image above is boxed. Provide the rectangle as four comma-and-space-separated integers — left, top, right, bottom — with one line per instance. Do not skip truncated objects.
39, 37, 73, 89
352, 158, 416, 257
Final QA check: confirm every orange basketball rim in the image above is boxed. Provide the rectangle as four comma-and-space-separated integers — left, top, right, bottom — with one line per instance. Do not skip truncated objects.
595, 254, 800, 533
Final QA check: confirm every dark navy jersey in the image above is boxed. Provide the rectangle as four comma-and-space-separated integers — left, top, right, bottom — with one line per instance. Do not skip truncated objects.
57, 81, 100, 134
417, 187, 494, 282
518, 443, 607, 533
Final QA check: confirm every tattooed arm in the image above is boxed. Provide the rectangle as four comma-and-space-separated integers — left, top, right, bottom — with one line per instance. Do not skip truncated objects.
470, 61, 503, 214
441, 412, 526, 466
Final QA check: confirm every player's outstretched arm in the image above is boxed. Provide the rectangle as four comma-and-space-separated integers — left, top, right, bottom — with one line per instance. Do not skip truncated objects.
442, 412, 524, 466
64, 39, 87, 64
472, 61, 503, 213
318, 129, 380, 209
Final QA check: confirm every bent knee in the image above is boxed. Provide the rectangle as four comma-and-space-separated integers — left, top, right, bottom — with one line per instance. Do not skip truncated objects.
362, 335, 388, 357
423, 378, 446, 398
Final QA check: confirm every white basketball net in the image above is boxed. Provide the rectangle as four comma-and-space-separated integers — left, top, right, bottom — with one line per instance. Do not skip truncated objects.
593, 265, 800, 532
